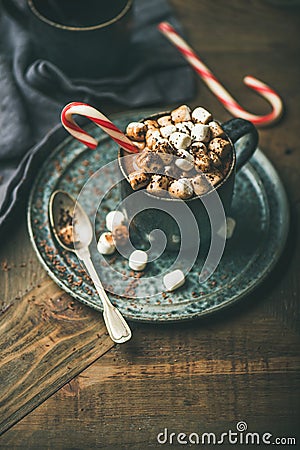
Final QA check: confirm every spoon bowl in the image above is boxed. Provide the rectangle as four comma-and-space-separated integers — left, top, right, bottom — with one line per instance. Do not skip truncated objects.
49, 190, 93, 251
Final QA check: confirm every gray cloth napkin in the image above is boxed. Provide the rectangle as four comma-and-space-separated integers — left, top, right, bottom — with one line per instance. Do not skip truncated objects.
0, 0, 195, 238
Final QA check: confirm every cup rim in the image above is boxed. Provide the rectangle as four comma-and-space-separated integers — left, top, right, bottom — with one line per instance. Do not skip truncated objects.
28, 0, 133, 31
118, 111, 237, 203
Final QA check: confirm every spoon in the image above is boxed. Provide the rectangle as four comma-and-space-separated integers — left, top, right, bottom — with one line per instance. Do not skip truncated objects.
49, 190, 132, 344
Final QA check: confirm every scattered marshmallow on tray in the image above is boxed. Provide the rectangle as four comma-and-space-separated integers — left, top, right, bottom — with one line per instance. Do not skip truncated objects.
97, 232, 116, 255
217, 217, 236, 239
105, 210, 125, 231
129, 250, 148, 271
163, 269, 185, 291
225, 217, 236, 239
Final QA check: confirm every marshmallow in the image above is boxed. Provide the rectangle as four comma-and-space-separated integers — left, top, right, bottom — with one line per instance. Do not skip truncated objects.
169, 132, 192, 150
171, 105, 192, 123
191, 141, 208, 155
205, 169, 224, 186
217, 217, 236, 239
106, 210, 125, 232
171, 234, 180, 244
136, 150, 163, 173
58, 225, 74, 247
146, 175, 170, 196
128, 250, 148, 271
175, 149, 194, 172
164, 164, 181, 180
129, 140, 146, 151
176, 121, 194, 135
163, 269, 185, 291
157, 115, 173, 127
153, 138, 174, 154
181, 171, 195, 178
132, 153, 143, 172
191, 107, 213, 124
159, 152, 174, 165
112, 224, 129, 247
144, 119, 159, 129
209, 121, 225, 139
194, 153, 211, 173
126, 122, 147, 141
145, 129, 161, 149
191, 124, 211, 142
209, 151, 223, 168
128, 171, 150, 190
208, 138, 231, 159
97, 232, 116, 255
168, 178, 194, 199
225, 217, 236, 238
191, 174, 212, 196
160, 124, 177, 138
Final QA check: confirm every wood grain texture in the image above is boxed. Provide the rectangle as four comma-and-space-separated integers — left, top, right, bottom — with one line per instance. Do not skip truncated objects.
0, 0, 300, 448
1, 305, 299, 449
0, 222, 46, 313
0, 275, 114, 435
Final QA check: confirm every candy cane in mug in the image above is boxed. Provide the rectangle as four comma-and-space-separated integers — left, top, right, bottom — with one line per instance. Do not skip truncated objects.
61, 102, 139, 152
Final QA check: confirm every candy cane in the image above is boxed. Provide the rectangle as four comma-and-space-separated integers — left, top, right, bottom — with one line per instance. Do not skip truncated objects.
61, 102, 139, 152
158, 21, 283, 127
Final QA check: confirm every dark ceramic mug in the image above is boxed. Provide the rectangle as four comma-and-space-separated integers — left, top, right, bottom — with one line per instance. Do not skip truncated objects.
118, 114, 258, 251
3, 0, 133, 78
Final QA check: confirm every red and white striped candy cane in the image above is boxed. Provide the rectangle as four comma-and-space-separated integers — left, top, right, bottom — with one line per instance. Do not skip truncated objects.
61, 102, 139, 152
158, 21, 283, 127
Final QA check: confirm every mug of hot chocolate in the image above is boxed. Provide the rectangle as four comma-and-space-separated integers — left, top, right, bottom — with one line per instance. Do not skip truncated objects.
118, 104, 258, 250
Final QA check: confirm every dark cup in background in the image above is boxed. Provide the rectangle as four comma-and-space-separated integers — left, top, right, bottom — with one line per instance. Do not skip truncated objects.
3, 0, 133, 78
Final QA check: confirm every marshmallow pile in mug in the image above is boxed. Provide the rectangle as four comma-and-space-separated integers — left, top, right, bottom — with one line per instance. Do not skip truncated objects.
125, 105, 233, 199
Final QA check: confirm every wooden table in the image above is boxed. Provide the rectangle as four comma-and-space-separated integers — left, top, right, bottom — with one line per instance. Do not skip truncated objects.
1, 0, 299, 448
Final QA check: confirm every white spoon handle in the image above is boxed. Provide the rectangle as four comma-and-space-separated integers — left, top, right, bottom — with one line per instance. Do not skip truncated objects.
79, 252, 132, 344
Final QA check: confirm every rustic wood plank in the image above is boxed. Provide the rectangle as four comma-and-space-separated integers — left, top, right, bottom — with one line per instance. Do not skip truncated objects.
0, 276, 114, 435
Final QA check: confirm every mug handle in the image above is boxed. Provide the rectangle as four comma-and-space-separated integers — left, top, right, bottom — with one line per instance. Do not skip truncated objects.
222, 118, 258, 171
